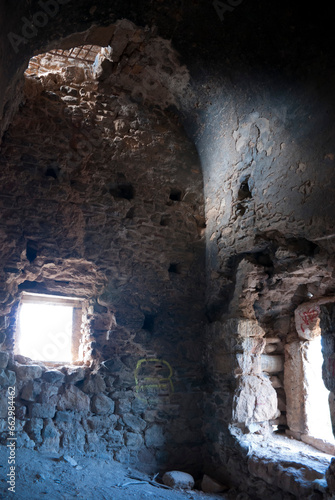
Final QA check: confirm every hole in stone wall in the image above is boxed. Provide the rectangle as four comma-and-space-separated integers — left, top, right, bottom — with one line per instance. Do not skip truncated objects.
235, 203, 246, 216
238, 176, 252, 200
126, 207, 135, 219
286, 237, 319, 257
45, 167, 58, 179
169, 188, 183, 201
291, 284, 309, 307
168, 263, 182, 274
26, 241, 38, 263
160, 215, 171, 226
142, 313, 156, 332
16, 293, 83, 363
109, 182, 135, 201
18, 281, 40, 292
254, 252, 274, 268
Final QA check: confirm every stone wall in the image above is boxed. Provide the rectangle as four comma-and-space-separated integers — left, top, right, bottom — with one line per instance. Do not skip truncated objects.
1, 1, 335, 497
0, 44, 206, 473
198, 45, 335, 494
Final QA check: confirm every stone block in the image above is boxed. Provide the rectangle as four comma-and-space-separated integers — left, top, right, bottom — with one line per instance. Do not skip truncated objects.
61, 425, 86, 452
124, 431, 143, 448
25, 418, 43, 443
39, 419, 60, 453
284, 341, 306, 434
55, 411, 75, 424
115, 399, 131, 415
81, 374, 106, 394
42, 370, 65, 384
295, 302, 321, 340
6, 371, 16, 386
104, 375, 116, 388
15, 403, 27, 420
15, 364, 43, 381
14, 355, 32, 365
0, 351, 9, 369
86, 414, 118, 432
57, 385, 90, 412
261, 355, 284, 373
0, 369, 16, 387
221, 319, 265, 339
64, 367, 86, 384
131, 397, 147, 414
201, 474, 227, 493
105, 429, 124, 447
91, 394, 115, 414
17, 431, 35, 449
123, 413, 146, 432
29, 403, 56, 419
21, 380, 41, 401
0, 369, 9, 387
302, 434, 335, 455
233, 374, 279, 423
38, 383, 59, 403
144, 424, 165, 447
162, 471, 195, 489
235, 341, 265, 376
86, 431, 103, 452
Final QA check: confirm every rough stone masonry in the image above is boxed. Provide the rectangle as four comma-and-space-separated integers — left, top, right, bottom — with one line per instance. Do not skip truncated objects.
1, 1, 335, 499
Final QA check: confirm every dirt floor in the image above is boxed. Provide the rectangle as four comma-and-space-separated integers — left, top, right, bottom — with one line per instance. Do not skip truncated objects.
0, 446, 230, 500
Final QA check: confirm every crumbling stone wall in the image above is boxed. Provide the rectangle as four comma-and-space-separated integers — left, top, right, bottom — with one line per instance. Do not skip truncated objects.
1, 2, 335, 497
196, 37, 335, 491
200, 75, 335, 492
0, 40, 206, 473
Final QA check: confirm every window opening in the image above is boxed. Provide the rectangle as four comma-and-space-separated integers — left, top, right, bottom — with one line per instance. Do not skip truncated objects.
284, 300, 335, 455
16, 293, 83, 363
305, 335, 334, 442
24, 44, 112, 80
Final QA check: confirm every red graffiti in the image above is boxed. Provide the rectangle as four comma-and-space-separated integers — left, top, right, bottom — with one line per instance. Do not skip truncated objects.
298, 307, 320, 333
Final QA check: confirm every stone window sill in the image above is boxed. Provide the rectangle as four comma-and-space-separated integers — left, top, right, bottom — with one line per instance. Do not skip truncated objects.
233, 428, 332, 497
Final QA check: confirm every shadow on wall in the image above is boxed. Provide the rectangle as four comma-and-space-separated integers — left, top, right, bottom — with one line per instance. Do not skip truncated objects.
0, 20, 207, 474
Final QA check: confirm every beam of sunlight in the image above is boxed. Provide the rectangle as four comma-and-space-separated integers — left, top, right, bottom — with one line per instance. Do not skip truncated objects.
18, 303, 73, 362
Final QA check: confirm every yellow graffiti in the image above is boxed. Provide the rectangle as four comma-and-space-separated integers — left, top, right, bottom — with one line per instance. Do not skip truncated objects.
134, 358, 174, 401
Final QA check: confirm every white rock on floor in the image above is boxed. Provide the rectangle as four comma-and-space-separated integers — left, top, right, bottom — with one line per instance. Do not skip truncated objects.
162, 471, 195, 489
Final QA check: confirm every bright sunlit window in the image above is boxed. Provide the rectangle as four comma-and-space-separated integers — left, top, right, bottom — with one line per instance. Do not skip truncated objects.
305, 335, 334, 442
16, 293, 82, 363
